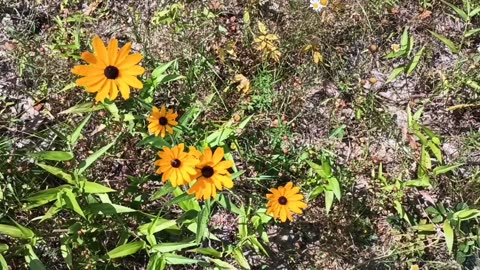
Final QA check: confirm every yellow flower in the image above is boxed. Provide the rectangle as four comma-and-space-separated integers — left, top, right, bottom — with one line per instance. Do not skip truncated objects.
71, 36, 144, 102
410, 265, 420, 270
154, 143, 198, 187
147, 105, 178, 138
187, 147, 234, 200
266, 182, 307, 222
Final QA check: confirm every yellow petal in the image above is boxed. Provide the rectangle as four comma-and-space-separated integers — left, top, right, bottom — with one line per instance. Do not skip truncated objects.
86, 78, 108, 93
212, 147, 224, 165
121, 75, 143, 89
95, 86, 109, 102
117, 53, 143, 69
71, 65, 104, 76
92, 36, 108, 66
107, 38, 119, 65
81, 52, 98, 65
115, 42, 132, 65
109, 80, 119, 101
116, 79, 131, 100
76, 75, 105, 87
121, 65, 145, 76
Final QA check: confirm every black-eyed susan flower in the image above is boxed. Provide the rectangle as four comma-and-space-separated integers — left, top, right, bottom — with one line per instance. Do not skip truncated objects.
187, 147, 234, 200
310, 0, 328, 12
154, 143, 198, 187
147, 105, 178, 138
71, 36, 144, 102
266, 182, 307, 222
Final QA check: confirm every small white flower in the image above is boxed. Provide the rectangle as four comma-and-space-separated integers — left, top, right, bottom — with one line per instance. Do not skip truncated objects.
310, 0, 328, 12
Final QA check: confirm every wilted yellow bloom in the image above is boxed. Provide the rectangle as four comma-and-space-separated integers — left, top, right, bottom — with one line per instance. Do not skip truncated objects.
233, 74, 251, 94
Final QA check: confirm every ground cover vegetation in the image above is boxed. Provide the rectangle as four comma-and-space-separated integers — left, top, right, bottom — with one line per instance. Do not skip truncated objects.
0, 0, 480, 269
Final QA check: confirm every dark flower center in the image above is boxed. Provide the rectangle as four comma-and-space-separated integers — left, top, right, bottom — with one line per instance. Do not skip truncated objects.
170, 159, 181, 168
201, 166, 214, 178
104, 66, 119, 79
278, 196, 288, 205
158, 117, 168, 126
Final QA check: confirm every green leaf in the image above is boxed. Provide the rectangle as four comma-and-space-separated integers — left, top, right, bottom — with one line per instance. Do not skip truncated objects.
25, 245, 46, 270
0, 224, 33, 239
63, 189, 85, 218
138, 219, 178, 235
152, 61, 175, 79
68, 114, 91, 146
24, 185, 71, 209
37, 164, 74, 184
138, 135, 170, 149
59, 102, 102, 114
164, 253, 201, 265
217, 194, 242, 215
427, 141, 442, 164
0, 244, 8, 253
187, 248, 222, 258
412, 223, 435, 233
453, 209, 480, 221
433, 164, 463, 176
400, 27, 410, 50
465, 80, 480, 91
107, 241, 145, 259
80, 181, 116, 193
77, 140, 116, 175
386, 66, 405, 83
196, 206, 209, 244
325, 190, 334, 215
232, 248, 250, 269
156, 74, 186, 85
443, 1, 469, 21
470, 7, 480, 17
443, 220, 454, 254
420, 146, 432, 170
307, 160, 329, 178
407, 36, 414, 57
151, 183, 175, 200
147, 254, 165, 270
151, 242, 197, 253
0, 254, 7, 270
206, 128, 234, 147
211, 258, 238, 269
429, 31, 459, 54
406, 46, 425, 76
464, 28, 480, 37
394, 200, 411, 225
167, 192, 195, 207
87, 203, 137, 215
243, 9, 250, 24
31, 151, 74, 161
327, 177, 341, 200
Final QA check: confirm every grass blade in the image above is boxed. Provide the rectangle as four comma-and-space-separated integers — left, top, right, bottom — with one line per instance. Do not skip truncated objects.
429, 30, 459, 54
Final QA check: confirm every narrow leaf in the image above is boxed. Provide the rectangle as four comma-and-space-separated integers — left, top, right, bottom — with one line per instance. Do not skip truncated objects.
37, 164, 74, 184
386, 66, 405, 83
77, 140, 116, 175
429, 31, 459, 54
433, 164, 463, 176
443, 1, 469, 21
443, 220, 454, 254
151, 242, 197, 253
406, 47, 425, 75
31, 151, 74, 161
107, 241, 145, 259
69, 114, 91, 146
